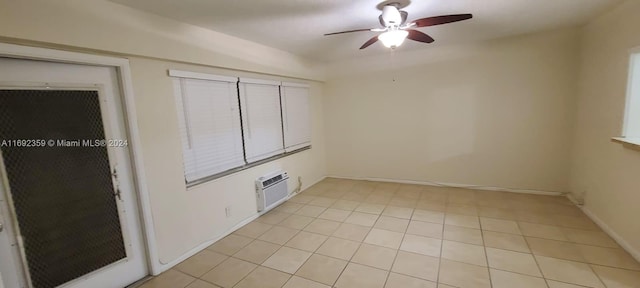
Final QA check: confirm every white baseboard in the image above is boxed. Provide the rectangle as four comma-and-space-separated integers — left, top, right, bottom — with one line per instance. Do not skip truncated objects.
303, 175, 327, 191
550, 193, 640, 263
579, 206, 640, 263
153, 213, 259, 275
326, 175, 565, 196
153, 175, 327, 275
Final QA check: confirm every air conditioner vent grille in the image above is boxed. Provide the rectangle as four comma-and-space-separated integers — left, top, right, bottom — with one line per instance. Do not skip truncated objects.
262, 174, 283, 187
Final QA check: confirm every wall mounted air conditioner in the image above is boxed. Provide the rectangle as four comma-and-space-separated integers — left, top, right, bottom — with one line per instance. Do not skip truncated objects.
256, 171, 289, 212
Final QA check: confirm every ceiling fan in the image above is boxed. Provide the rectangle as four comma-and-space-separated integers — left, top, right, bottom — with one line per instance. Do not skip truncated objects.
324, 3, 472, 50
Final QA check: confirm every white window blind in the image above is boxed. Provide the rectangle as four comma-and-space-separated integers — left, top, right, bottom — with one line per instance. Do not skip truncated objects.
238, 78, 285, 163
281, 82, 311, 152
172, 71, 245, 182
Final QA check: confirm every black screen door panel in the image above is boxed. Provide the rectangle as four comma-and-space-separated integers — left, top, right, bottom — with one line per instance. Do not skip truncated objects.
0, 90, 126, 288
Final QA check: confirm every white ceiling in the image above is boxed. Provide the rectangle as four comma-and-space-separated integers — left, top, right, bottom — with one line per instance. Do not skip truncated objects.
111, 0, 621, 62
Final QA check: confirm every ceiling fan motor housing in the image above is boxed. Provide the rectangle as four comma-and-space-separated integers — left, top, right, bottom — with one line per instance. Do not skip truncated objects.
381, 4, 402, 26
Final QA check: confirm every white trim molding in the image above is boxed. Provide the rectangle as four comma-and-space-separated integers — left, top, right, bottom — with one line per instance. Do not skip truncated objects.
155, 213, 259, 271
281, 81, 310, 88
612, 137, 640, 151
0, 43, 129, 67
168, 69, 238, 83
0, 42, 160, 275
326, 175, 565, 196
239, 77, 281, 86
580, 207, 640, 263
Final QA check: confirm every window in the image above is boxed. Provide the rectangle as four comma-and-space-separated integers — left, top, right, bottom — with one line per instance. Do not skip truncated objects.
238, 78, 285, 163
623, 51, 640, 139
170, 70, 312, 184
281, 82, 311, 152
171, 70, 245, 182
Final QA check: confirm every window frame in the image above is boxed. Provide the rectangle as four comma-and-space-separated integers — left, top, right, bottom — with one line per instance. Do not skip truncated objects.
622, 50, 640, 137
613, 48, 640, 150
169, 70, 312, 187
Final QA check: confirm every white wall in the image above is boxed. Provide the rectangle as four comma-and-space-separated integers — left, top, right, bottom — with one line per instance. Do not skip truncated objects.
570, 0, 640, 258
324, 28, 580, 192
0, 0, 327, 273
0, 0, 325, 81
129, 58, 326, 264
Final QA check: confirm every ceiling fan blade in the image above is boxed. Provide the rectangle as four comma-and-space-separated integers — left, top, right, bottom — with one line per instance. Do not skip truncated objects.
324, 28, 373, 36
359, 36, 379, 49
411, 14, 473, 28
407, 29, 435, 43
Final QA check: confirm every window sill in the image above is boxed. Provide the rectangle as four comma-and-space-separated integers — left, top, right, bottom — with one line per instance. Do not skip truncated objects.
186, 146, 311, 188
612, 137, 640, 151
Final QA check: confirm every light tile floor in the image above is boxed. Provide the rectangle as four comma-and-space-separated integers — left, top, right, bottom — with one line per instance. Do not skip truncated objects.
138, 178, 640, 288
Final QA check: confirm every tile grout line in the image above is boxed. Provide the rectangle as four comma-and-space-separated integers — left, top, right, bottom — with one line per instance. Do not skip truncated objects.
435, 200, 447, 287
585, 259, 609, 287
329, 183, 388, 287
520, 222, 551, 288
545, 279, 595, 288
171, 269, 198, 288
177, 248, 233, 285
225, 259, 260, 288
519, 217, 627, 286
288, 215, 343, 287
230, 213, 311, 288
281, 236, 327, 287
256, 200, 337, 287
478, 207, 495, 288
381, 196, 413, 288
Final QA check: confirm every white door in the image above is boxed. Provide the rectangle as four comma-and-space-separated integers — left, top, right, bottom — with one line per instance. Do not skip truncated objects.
0, 58, 148, 288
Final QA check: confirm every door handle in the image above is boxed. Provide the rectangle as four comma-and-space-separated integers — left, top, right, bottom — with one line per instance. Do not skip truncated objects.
0, 222, 3, 232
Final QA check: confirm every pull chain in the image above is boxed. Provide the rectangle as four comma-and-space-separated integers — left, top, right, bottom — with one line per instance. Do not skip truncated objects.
390, 48, 398, 82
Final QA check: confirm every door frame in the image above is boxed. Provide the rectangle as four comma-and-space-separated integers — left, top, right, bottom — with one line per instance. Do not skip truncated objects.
0, 43, 160, 276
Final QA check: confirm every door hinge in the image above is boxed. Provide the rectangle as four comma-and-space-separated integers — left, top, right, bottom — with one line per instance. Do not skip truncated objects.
112, 167, 121, 201
114, 188, 122, 201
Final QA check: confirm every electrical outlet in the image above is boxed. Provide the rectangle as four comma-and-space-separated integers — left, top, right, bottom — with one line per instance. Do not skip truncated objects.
225, 206, 232, 218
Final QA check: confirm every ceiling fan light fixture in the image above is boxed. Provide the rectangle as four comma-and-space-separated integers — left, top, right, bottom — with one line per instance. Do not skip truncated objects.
378, 30, 409, 48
